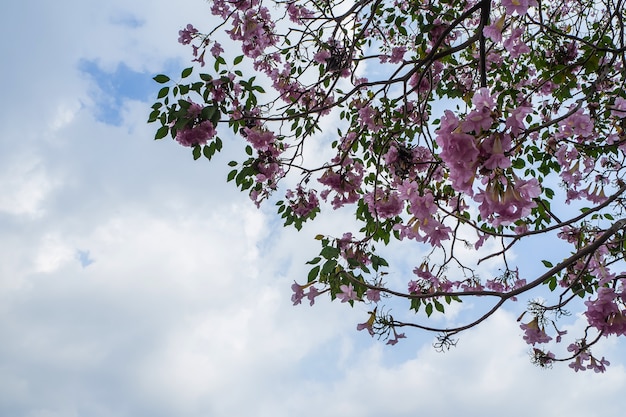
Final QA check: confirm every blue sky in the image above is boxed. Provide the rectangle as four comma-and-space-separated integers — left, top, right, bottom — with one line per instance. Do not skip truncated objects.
0, 1, 625, 416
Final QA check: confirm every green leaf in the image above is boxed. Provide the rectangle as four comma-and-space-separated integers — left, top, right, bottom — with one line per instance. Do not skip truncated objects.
181, 67, 193, 78
320, 246, 340, 259
307, 265, 320, 282
425, 302, 433, 317
548, 277, 557, 291
306, 257, 322, 265
541, 260, 553, 268
157, 86, 169, 99
233, 55, 244, 65
192, 145, 201, 160
227, 169, 237, 182
155, 126, 169, 140
203, 145, 212, 159
153, 74, 170, 83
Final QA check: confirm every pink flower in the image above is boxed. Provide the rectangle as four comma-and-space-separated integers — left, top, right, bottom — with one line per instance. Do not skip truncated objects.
506, 104, 533, 136
357, 310, 377, 336
243, 127, 276, 152
337, 284, 358, 303
178, 24, 198, 45
286, 2, 314, 23
291, 281, 305, 305
313, 49, 331, 64
389, 46, 407, 63
175, 120, 216, 147
520, 317, 552, 345
557, 109, 594, 139
306, 286, 321, 306
365, 289, 381, 303
286, 187, 320, 217
483, 134, 512, 170
386, 327, 406, 345
584, 287, 626, 336
501, 0, 538, 16
421, 218, 452, 247
210, 42, 224, 58
611, 97, 626, 118
483, 16, 505, 42
463, 107, 493, 133
472, 87, 495, 109
364, 188, 404, 218
504, 27, 530, 58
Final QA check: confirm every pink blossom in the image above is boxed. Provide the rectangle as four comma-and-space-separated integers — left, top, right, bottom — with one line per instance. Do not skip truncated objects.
286, 2, 314, 23
611, 97, 626, 118
506, 105, 533, 136
313, 49, 331, 64
365, 289, 381, 303
520, 317, 552, 345
178, 24, 198, 45
501, 0, 538, 16
389, 46, 407, 63
407, 190, 438, 220
386, 327, 406, 345
358, 105, 382, 132
210, 42, 224, 58
175, 120, 216, 147
504, 27, 531, 58
286, 186, 320, 217
357, 310, 377, 335
337, 284, 358, 303
318, 157, 364, 209
472, 87, 496, 109
420, 218, 452, 246
243, 127, 276, 151
557, 109, 594, 139
364, 188, 404, 218
463, 107, 494, 133
483, 134, 512, 170
306, 286, 321, 306
483, 16, 505, 42
585, 287, 626, 336
291, 281, 305, 305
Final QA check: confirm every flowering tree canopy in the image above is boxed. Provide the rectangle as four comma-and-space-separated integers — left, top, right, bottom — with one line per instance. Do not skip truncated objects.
149, 0, 626, 371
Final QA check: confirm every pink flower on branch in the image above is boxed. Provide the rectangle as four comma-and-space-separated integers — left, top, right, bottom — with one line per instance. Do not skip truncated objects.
337, 284, 359, 303
178, 24, 198, 45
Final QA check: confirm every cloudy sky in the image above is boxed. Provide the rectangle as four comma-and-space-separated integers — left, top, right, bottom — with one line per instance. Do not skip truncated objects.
1, 1, 625, 416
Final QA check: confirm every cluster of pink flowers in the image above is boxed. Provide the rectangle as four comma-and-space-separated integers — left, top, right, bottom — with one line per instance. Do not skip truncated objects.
363, 187, 403, 219
520, 317, 553, 345
286, 2, 314, 23
436, 110, 481, 195
318, 156, 364, 209
174, 101, 217, 147
567, 342, 611, 373
435, 87, 545, 226
291, 281, 321, 306
228, 7, 278, 59
585, 287, 626, 337
178, 24, 198, 45
475, 175, 541, 226
242, 126, 285, 206
552, 107, 611, 204
408, 262, 453, 294
285, 186, 319, 217
337, 233, 370, 266
392, 185, 452, 247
